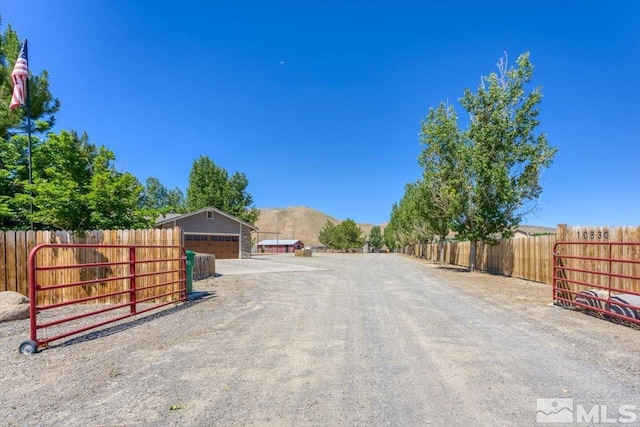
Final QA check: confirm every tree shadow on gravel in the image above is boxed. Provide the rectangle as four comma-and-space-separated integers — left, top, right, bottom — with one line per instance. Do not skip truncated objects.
436, 265, 513, 278
436, 265, 471, 273
48, 291, 216, 349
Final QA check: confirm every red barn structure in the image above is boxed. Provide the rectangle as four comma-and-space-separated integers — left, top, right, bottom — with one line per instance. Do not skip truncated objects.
257, 239, 304, 254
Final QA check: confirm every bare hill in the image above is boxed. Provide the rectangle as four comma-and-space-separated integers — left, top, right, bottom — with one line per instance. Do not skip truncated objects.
253, 207, 554, 247
518, 225, 556, 235
255, 207, 385, 246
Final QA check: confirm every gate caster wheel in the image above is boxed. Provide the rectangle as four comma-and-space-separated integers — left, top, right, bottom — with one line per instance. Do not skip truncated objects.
19, 340, 38, 355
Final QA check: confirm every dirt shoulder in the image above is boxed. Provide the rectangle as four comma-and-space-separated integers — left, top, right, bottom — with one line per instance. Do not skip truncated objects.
412, 257, 552, 305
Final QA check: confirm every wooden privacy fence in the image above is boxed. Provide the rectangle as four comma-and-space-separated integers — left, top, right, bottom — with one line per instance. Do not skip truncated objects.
400, 225, 640, 294
1, 228, 184, 298
402, 234, 555, 284
193, 253, 216, 280
554, 225, 640, 296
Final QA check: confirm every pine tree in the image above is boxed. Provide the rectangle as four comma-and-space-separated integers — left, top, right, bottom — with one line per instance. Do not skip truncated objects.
368, 226, 383, 251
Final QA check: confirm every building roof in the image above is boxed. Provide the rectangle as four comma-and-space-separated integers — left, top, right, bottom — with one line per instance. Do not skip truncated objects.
156, 206, 258, 231
257, 239, 303, 246
155, 213, 181, 222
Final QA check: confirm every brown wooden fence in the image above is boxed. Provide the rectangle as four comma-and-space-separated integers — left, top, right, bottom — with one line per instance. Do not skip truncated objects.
1, 228, 184, 298
402, 234, 555, 284
554, 225, 640, 295
193, 253, 216, 280
400, 225, 640, 293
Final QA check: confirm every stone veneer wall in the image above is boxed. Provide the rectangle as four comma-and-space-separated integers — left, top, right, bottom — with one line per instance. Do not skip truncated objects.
241, 224, 253, 259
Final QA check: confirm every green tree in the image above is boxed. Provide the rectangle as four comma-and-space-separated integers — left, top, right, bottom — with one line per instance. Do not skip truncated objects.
2, 130, 155, 230
141, 177, 168, 210
387, 202, 408, 248
29, 131, 96, 229
332, 218, 365, 252
406, 182, 434, 245
1, 21, 61, 228
368, 225, 383, 251
318, 219, 335, 249
0, 22, 60, 139
165, 188, 185, 213
0, 134, 25, 227
0, 20, 166, 231
418, 102, 462, 262
383, 223, 396, 251
455, 52, 557, 269
389, 182, 433, 250
142, 177, 185, 214
86, 147, 153, 229
185, 155, 259, 224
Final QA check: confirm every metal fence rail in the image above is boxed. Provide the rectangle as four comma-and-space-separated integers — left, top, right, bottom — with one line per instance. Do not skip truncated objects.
19, 243, 187, 354
553, 241, 640, 325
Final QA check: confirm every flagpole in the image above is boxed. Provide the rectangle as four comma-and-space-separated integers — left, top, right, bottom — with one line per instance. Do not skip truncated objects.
26, 81, 33, 231
9, 39, 33, 230
24, 39, 33, 231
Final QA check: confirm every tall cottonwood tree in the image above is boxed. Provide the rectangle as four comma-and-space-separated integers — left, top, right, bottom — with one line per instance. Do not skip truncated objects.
383, 223, 397, 251
389, 182, 433, 250
387, 200, 412, 248
456, 52, 557, 269
418, 103, 463, 262
185, 155, 259, 224
389, 52, 557, 270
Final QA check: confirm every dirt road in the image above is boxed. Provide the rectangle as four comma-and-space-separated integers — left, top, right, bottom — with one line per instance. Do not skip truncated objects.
1, 253, 639, 426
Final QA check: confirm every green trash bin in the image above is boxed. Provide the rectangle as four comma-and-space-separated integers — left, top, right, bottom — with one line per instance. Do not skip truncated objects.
185, 250, 195, 295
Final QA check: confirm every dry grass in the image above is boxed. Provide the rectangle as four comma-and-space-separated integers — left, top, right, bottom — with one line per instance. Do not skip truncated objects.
410, 256, 552, 306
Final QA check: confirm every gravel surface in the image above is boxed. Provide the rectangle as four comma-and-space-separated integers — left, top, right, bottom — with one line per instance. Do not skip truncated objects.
1, 253, 639, 426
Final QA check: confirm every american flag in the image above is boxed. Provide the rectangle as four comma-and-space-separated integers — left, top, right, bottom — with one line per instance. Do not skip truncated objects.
10, 40, 29, 110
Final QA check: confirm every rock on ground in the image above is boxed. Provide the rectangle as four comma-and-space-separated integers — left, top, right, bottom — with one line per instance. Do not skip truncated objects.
0, 291, 29, 322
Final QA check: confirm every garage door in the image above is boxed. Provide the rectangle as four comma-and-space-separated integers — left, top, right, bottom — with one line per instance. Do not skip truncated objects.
185, 234, 239, 259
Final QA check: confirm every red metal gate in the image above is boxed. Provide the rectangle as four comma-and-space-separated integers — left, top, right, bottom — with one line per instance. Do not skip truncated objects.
553, 241, 640, 325
20, 243, 187, 354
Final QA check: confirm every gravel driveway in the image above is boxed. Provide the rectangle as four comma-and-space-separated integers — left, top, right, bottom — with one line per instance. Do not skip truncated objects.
1, 253, 638, 426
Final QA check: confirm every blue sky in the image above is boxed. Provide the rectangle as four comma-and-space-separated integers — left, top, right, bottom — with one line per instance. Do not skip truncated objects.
2, 0, 639, 227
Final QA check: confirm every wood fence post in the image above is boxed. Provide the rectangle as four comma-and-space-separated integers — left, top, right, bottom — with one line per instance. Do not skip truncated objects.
554, 224, 572, 306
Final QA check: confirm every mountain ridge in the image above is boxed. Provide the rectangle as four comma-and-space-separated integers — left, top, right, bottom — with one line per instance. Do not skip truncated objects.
254, 206, 385, 247
253, 206, 556, 247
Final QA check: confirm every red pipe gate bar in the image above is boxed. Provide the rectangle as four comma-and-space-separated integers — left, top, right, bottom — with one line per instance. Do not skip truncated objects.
20, 244, 187, 353
553, 241, 640, 325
